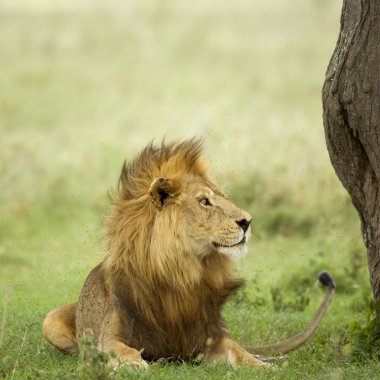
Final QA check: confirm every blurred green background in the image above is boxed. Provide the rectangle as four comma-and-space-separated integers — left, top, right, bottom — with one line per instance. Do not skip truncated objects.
1, 1, 375, 379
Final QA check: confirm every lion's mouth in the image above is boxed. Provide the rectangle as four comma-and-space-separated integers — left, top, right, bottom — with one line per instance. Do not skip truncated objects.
213, 236, 246, 249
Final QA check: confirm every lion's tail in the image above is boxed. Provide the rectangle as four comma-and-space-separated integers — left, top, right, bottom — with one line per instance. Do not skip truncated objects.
250, 272, 336, 356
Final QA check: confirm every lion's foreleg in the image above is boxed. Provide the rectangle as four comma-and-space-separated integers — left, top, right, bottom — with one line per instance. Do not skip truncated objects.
98, 309, 148, 369
206, 338, 269, 367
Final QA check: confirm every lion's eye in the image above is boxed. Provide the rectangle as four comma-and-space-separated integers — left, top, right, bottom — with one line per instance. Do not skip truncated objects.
199, 198, 212, 207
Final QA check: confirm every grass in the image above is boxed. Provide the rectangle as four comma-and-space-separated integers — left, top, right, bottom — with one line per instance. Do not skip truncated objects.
1, 0, 379, 378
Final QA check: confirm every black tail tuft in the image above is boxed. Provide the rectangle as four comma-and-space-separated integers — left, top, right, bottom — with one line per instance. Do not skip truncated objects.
318, 271, 336, 289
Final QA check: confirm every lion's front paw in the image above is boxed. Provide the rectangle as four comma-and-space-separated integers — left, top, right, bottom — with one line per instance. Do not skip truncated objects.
108, 343, 149, 370
109, 355, 149, 370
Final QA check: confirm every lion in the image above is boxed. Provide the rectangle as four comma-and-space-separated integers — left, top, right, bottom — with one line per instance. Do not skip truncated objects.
42, 139, 335, 368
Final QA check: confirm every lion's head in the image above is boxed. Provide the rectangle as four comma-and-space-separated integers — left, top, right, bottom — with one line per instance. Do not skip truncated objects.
147, 174, 251, 260
105, 139, 251, 289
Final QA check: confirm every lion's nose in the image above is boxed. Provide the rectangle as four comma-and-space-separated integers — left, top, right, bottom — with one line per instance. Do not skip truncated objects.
236, 218, 251, 233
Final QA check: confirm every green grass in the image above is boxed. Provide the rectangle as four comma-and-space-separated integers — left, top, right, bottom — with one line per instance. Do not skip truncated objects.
1, 0, 379, 378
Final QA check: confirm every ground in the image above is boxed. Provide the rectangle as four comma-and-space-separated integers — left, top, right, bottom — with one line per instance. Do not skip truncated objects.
1, 0, 380, 379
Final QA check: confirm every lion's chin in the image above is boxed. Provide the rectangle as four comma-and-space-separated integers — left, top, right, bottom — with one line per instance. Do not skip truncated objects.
216, 244, 248, 259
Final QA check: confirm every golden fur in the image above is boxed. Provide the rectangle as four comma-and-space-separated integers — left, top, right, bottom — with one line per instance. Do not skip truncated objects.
42, 139, 335, 368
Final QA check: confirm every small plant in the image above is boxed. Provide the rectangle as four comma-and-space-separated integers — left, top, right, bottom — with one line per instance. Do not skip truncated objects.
270, 286, 310, 312
77, 330, 115, 380
342, 298, 380, 361
341, 249, 365, 290
231, 279, 267, 309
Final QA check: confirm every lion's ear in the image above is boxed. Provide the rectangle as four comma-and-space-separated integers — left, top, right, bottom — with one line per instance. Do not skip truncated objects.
149, 177, 181, 210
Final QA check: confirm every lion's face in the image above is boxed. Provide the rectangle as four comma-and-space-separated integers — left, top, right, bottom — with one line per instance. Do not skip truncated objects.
182, 176, 252, 259
149, 174, 252, 260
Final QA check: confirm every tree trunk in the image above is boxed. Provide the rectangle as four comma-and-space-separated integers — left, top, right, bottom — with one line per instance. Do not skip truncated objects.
322, 1, 380, 301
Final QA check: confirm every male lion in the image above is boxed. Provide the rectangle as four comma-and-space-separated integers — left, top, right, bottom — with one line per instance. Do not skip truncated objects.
42, 139, 335, 368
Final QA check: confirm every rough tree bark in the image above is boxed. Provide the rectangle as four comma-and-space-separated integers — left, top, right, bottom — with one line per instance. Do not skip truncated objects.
322, 1, 380, 301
